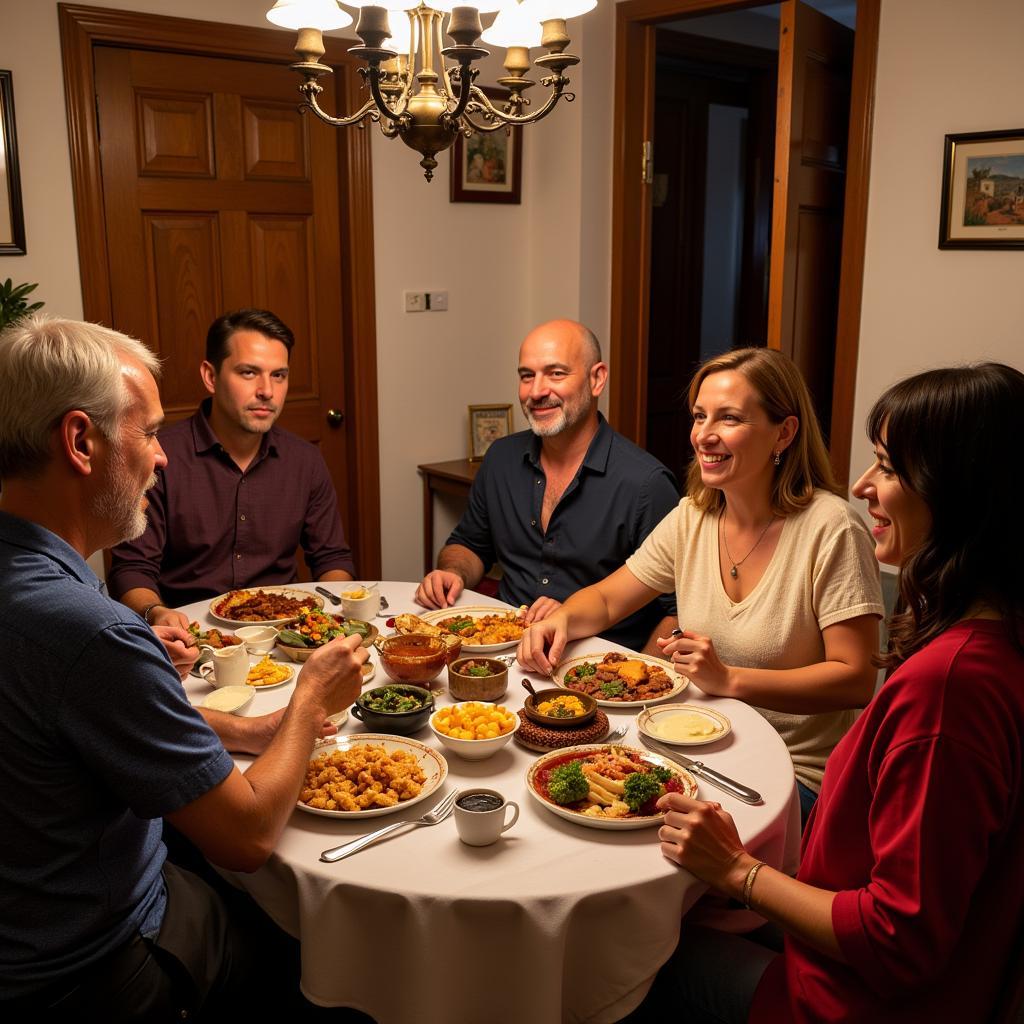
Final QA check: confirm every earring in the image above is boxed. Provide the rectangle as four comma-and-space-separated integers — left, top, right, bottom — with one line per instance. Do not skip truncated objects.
773, 450, 781, 466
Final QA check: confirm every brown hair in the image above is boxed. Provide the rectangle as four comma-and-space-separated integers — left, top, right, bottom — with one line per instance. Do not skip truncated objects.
685, 347, 842, 515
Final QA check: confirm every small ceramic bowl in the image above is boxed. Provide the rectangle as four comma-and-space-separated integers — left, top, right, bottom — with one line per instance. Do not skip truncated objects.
351, 685, 434, 735
522, 685, 598, 727
277, 620, 380, 662
235, 625, 280, 654
340, 586, 381, 620
377, 633, 448, 684
447, 657, 509, 702
200, 685, 254, 715
429, 702, 520, 761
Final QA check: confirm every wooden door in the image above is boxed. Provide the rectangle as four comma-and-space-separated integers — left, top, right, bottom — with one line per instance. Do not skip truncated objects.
767, 0, 853, 443
94, 44, 349, 488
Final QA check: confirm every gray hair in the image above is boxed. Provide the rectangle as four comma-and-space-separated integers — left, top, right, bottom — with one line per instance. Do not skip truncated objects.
0, 314, 160, 479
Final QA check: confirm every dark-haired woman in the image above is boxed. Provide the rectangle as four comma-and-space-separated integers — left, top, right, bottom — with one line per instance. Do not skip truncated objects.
519, 348, 883, 820
647, 362, 1024, 1023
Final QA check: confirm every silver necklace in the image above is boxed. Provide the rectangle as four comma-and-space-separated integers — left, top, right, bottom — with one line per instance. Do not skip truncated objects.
721, 510, 777, 579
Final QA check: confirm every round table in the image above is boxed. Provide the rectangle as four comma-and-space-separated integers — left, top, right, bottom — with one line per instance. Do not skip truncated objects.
181, 582, 800, 1024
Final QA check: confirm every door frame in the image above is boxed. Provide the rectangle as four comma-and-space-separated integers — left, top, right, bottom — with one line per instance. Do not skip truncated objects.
58, 3, 382, 577
610, 0, 881, 486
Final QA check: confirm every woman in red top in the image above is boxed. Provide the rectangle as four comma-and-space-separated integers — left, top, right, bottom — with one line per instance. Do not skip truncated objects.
643, 363, 1024, 1023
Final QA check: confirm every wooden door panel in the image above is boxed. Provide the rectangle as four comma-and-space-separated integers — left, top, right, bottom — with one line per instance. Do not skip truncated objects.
242, 100, 310, 180
143, 212, 223, 413
135, 90, 215, 177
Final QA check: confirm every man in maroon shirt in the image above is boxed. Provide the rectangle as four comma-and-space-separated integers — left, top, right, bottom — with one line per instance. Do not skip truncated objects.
108, 309, 354, 628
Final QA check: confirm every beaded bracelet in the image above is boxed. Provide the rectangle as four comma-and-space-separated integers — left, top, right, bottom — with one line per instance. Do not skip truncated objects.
742, 860, 765, 909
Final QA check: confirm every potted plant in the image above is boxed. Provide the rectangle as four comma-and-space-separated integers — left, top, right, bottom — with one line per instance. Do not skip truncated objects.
0, 279, 44, 331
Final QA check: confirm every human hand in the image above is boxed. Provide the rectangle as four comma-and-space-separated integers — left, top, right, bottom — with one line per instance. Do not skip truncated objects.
523, 596, 562, 624
298, 632, 367, 718
414, 570, 465, 609
657, 791, 753, 898
656, 630, 733, 695
151, 606, 190, 630
516, 612, 569, 674
152, 624, 200, 681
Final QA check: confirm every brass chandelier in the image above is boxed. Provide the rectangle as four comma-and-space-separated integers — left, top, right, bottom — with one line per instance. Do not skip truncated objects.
266, 0, 597, 180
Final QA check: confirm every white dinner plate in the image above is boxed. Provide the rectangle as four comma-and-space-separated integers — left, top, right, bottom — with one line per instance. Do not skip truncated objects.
552, 653, 688, 708
419, 605, 526, 653
208, 586, 324, 628
244, 659, 295, 690
526, 743, 697, 830
637, 703, 731, 746
296, 734, 448, 819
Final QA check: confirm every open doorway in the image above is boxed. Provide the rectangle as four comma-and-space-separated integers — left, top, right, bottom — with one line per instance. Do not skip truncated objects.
610, 0, 875, 487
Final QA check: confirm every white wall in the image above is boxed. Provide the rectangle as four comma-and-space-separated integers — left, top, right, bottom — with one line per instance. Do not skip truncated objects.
850, 0, 1024, 485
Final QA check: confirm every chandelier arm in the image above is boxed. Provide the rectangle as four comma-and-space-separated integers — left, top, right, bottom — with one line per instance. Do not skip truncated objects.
435, 15, 457, 103
366, 65, 405, 125
469, 84, 565, 127
300, 83, 382, 128
445, 62, 478, 124
461, 110, 509, 134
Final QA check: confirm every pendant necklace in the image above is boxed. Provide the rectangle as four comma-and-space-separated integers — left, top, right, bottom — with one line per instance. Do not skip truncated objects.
721, 509, 777, 579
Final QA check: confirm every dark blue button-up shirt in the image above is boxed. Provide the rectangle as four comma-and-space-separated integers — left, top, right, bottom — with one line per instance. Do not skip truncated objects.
447, 415, 680, 650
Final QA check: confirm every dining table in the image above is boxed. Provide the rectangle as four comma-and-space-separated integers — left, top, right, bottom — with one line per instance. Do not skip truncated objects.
180, 581, 801, 1024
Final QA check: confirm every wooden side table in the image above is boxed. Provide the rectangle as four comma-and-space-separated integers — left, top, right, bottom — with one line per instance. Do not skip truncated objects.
417, 459, 481, 574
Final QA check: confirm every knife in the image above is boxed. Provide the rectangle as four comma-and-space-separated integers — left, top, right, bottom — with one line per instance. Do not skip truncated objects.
641, 737, 763, 805
315, 586, 341, 606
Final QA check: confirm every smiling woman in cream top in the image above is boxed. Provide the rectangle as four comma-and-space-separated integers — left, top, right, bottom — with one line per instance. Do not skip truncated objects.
518, 348, 883, 818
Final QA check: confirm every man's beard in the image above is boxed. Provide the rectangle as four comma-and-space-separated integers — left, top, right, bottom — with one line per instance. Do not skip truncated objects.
522, 391, 591, 438
92, 443, 155, 543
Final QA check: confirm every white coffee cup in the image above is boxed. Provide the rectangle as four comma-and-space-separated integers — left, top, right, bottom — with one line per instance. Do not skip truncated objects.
340, 583, 380, 621
235, 625, 279, 654
198, 643, 250, 688
453, 789, 519, 847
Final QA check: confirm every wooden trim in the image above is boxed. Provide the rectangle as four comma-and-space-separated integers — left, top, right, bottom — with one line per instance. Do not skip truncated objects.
608, 0, 880, 489
58, 3, 382, 575
829, 0, 880, 487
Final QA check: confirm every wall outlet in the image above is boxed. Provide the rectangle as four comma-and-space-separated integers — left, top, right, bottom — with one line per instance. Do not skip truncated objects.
404, 291, 426, 313
427, 291, 448, 311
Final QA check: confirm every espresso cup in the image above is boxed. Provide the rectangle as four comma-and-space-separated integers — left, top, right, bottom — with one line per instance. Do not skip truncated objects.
453, 789, 519, 847
198, 644, 250, 688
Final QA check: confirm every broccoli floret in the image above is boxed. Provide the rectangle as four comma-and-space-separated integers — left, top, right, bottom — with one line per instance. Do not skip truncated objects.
623, 771, 665, 812
650, 765, 672, 783
547, 761, 590, 804
599, 679, 625, 698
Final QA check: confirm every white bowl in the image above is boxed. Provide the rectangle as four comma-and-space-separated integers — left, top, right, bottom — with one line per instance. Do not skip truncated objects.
201, 685, 254, 715
235, 625, 280, 654
428, 701, 519, 761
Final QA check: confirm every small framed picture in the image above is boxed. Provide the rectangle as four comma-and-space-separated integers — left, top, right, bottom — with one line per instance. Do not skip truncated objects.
450, 87, 522, 205
0, 70, 26, 255
939, 128, 1024, 249
467, 404, 513, 462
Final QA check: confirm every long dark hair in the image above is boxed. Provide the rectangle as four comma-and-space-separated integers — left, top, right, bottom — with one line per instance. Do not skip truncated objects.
868, 363, 1024, 667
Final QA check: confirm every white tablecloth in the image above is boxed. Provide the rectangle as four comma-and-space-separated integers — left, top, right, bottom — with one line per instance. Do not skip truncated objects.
181, 582, 800, 1024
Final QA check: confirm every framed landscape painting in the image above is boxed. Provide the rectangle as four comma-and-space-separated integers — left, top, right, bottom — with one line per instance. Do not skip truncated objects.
939, 128, 1024, 249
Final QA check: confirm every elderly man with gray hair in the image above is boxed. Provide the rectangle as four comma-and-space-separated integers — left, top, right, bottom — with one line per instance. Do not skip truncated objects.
0, 315, 365, 1018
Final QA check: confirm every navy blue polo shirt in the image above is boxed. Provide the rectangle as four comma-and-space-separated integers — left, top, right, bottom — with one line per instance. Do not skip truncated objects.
0, 510, 233, 996
447, 415, 680, 650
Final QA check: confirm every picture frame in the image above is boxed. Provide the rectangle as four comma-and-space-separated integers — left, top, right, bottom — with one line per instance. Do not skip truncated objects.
467, 404, 513, 462
939, 128, 1024, 249
450, 87, 522, 205
0, 70, 26, 256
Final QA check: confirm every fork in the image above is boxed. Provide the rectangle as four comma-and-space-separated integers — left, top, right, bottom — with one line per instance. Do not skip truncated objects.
605, 723, 629, 743
319, 789, 459, 863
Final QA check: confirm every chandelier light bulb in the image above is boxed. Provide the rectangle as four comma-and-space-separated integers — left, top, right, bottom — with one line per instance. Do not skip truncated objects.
266, 0, 353, 31
481, 0, 543, 48
383, 10, 414, 51
340, 1, 420, 9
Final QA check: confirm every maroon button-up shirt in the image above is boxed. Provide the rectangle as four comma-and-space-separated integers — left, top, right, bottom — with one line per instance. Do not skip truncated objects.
107, 401, 354, 607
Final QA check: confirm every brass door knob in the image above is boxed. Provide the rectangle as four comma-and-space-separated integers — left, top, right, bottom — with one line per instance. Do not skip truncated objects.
327, 408, 345, 427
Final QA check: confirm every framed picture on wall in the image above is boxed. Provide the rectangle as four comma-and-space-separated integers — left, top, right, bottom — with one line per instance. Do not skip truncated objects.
939, 128, 1024, 249
0, 70, 27, 255
450, 87, 522, 205
467, 404, 513, 461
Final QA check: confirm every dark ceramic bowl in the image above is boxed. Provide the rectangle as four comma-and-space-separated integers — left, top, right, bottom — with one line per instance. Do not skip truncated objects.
351, 684, 435, 735
522, 686, 598, 727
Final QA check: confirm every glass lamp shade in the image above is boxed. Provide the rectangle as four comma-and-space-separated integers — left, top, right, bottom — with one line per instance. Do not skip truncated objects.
529, 0, 597, 20
481, 0, 542, 47
430, 1, 504, 13
267, 0, 354, 30
340, 1, 420, 9
383, 9, 414, 51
